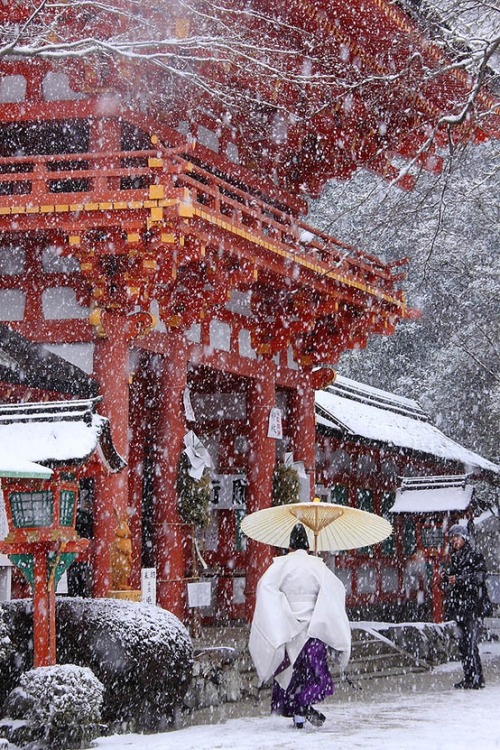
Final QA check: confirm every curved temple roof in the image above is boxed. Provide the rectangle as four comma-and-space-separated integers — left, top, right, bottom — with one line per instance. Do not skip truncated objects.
0, 398, 126, 478
0, 0, 498, 196
316, 375, 499, 478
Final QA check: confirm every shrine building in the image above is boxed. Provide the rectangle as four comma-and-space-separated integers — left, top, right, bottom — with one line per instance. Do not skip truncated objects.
0, 332, 497, 625
314, 376, 499, 623
0, 1, 498, 625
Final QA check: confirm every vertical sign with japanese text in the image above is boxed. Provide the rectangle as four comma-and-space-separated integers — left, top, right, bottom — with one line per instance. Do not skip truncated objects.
141, 567, 157, 605
267, 407, 283, 439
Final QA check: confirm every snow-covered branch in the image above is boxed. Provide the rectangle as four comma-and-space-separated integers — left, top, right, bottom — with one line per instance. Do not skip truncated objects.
1, 0, 498, 119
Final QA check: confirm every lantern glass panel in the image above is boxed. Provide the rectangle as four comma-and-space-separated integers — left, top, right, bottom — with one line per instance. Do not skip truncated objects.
59, 490, 76, 527
9, 491, 53, 527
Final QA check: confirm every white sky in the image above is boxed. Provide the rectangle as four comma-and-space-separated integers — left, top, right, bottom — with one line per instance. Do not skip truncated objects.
93, 642, 500, 750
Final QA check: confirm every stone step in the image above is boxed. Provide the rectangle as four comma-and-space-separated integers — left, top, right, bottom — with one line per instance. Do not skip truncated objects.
342, 657, 427, 676
184, 623, 456, 716
193, 623, 430, 682
344, 664, 428, 681
349, 652, 417, 668
193, 626, 396, 651
332, 650, 425, 678
350, 638, 402, 656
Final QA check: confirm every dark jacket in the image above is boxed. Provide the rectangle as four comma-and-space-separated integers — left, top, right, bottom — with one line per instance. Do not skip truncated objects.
445, 542, 488, 620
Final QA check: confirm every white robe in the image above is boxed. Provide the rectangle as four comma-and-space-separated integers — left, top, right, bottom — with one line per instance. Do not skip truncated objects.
249, 549, 351, 689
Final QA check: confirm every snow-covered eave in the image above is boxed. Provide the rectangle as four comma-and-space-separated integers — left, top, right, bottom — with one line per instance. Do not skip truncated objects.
315, 408, 354, 436
0, 403, 126, 478
318, 412, 499, 480
320, 375, 426, 418
0, 463, 52, 480
95, 417, 127, 474
315, 387, 499, 479
390, 485, 474, 513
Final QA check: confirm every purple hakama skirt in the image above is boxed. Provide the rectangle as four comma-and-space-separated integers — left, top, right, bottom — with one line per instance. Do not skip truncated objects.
271, 637, 334, 717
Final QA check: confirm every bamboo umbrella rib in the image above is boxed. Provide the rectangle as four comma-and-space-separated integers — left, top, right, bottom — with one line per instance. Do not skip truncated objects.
240, 502, 392, 552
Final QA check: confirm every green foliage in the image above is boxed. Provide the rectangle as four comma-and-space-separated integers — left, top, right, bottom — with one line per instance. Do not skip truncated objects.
176, 451, 212, 528
308, 141, 499, 512
272, 464, 300, 506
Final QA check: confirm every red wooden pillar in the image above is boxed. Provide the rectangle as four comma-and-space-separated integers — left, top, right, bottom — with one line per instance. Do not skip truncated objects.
92, 311, 130, 596
32, 546, 56, 667
127, 350, 154, 589
244, 359, 276, 620
153, 334, 188, 619
431, 557, 445, 622
290, 373, 316, 501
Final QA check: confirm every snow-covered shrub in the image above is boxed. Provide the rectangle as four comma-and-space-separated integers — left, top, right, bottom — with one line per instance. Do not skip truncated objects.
0, 607, 12, 662
1, 598, 193, 732
0, 600, 39, 711
4, 664, 103, 749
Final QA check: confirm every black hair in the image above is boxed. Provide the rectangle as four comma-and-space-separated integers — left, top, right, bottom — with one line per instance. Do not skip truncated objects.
289, 522, 310, 551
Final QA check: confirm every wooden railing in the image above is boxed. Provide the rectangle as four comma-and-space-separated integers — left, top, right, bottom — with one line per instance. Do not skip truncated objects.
0, 144, 406, 296
171, 153, 405, 293
0, 149, 165, 203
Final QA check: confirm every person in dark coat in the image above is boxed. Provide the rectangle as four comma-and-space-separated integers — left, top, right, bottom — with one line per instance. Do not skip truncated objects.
443, 524, 488, 689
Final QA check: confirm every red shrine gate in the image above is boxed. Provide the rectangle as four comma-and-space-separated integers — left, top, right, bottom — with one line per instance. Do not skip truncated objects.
0, 106, 409, 619
0, 1, 498, 624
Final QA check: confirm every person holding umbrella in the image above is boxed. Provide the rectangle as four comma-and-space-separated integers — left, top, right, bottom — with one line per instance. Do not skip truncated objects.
248, 522, 351, 729
243, 497, 391, 728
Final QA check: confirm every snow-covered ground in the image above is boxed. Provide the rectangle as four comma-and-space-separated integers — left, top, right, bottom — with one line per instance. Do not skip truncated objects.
94, 642, 500, 750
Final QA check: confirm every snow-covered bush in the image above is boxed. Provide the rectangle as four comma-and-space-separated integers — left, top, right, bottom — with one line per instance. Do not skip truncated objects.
0, 607, 12, 662
1, 597, 193, 732
4, 664, 103, 749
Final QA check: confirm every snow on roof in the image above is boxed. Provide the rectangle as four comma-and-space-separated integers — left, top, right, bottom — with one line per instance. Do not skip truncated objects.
0, 398, 125, 478
315, 375, 499, 476
0, 417, 103, 471
0, 456, 52, 479
390, 485, 473, 513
